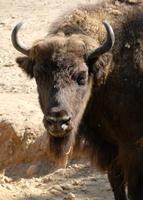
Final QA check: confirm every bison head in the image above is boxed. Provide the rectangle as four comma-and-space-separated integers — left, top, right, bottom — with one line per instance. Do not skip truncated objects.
11, 21, 115, 165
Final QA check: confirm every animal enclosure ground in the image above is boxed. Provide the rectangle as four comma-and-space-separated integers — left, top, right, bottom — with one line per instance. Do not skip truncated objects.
0, 0, 116, 199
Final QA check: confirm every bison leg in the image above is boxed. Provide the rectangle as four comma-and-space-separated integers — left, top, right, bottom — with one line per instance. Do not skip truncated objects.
127, 170, 143, 200
108, 162, 127, 200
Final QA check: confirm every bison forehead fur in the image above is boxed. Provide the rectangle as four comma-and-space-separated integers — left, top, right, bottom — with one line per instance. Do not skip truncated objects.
12, 0, 143, 200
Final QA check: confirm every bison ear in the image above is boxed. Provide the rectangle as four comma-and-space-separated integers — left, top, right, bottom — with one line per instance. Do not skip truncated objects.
16, 56, 34, 78
89, 53, 113, 79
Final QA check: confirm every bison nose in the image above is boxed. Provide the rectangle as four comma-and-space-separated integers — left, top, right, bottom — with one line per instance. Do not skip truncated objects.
44, 110, 72, 137
45, 110, 71, 126
45, 114, 71, 125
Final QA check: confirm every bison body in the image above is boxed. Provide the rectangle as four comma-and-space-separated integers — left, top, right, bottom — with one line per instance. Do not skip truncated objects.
12, 1, 143, 200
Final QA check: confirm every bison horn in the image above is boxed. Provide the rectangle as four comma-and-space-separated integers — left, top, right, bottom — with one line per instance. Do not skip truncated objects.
11, 22, 29, 56
87, 21, 115, 61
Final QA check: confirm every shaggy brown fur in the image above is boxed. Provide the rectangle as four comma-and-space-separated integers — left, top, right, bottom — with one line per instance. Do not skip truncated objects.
13, 0, 143, 200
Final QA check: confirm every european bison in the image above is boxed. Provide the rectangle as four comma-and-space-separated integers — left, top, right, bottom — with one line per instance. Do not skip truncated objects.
11, 0, 143, 199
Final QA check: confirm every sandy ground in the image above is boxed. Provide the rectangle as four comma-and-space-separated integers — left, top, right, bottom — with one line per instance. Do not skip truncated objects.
0, 0, 114, 199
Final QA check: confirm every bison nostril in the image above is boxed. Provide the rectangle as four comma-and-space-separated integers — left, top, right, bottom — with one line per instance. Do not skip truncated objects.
45, 115, 71, 125
61, 116, 71, 124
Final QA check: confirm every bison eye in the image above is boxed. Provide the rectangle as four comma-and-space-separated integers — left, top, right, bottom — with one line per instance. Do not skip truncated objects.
76, 71, 87, 86
34, 71, 40, 80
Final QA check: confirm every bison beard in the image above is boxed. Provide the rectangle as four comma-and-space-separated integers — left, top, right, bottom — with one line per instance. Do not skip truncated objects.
48, 133, 74, 166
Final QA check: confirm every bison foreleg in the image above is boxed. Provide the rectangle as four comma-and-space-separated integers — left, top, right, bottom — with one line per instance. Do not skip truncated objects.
127, 169, 143, 200
108, 162, 127, 200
